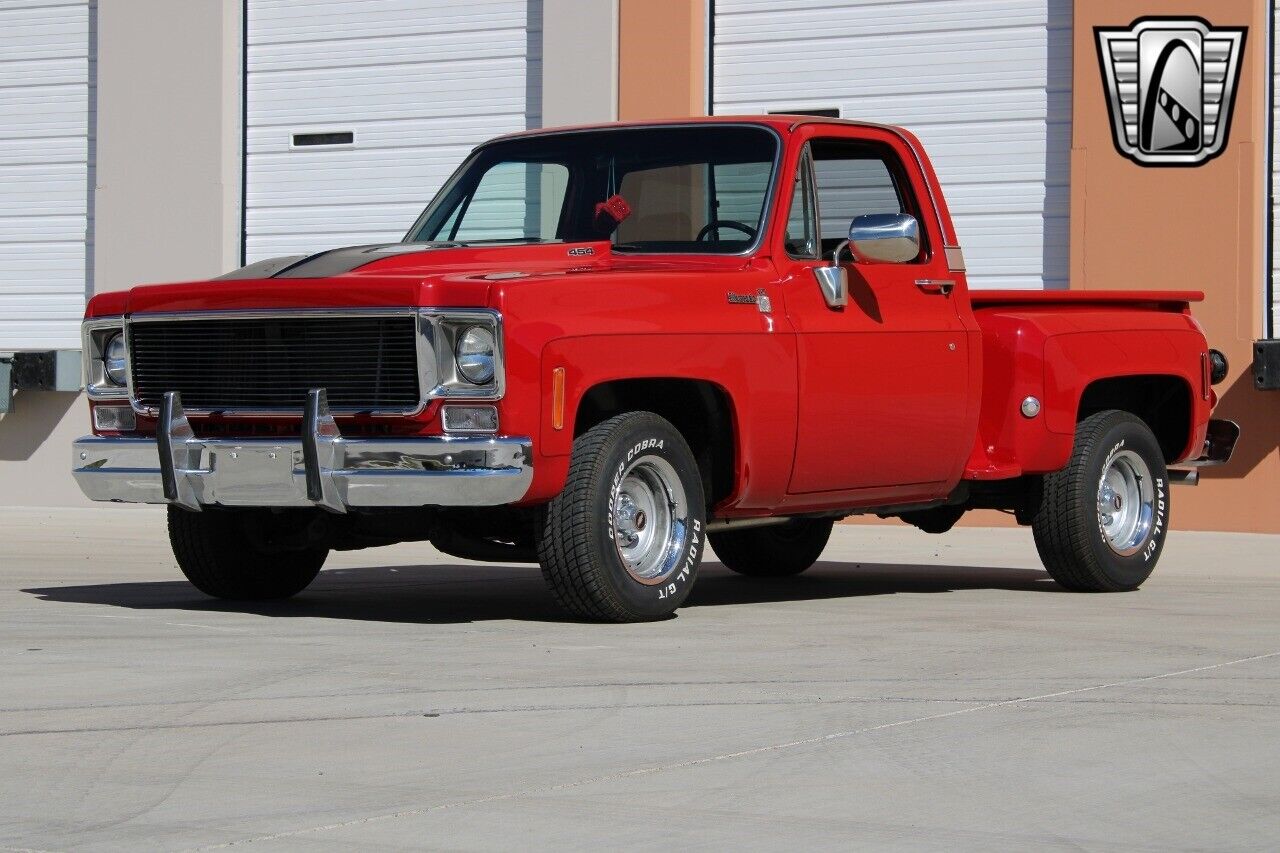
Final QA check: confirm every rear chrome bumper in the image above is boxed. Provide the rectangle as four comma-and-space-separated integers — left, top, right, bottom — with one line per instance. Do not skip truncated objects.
73, 390, 532, 511
1169, 419, 1240, 486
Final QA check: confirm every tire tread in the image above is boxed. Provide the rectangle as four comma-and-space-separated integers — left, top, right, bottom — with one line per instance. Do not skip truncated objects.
168, 508, 325, 600
537, 413, 699, 622
1032, 410, 1161, 592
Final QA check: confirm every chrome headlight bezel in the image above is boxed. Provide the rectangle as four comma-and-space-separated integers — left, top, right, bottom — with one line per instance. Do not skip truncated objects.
455, 326, 496, 385
418, 310, 505, 400
82, 317, 130, 400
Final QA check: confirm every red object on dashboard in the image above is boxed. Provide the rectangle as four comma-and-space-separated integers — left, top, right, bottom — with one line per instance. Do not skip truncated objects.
593, 194, 632, 234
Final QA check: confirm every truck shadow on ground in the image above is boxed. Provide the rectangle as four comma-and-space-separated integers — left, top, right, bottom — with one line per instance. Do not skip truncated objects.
23, 562, 1064, 625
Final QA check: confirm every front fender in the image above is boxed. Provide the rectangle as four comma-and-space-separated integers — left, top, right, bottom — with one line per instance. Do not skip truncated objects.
523, 333, 798, 509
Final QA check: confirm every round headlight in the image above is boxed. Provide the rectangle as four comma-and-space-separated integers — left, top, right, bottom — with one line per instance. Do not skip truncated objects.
104, 333, 128, 386
455, 326, 496, 385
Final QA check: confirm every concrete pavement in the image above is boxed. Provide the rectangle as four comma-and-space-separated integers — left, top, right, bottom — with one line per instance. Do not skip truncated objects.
1, 506, 1278, 851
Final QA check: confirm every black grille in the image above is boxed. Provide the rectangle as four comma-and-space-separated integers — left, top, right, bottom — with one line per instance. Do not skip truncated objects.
128, 315, 421, 411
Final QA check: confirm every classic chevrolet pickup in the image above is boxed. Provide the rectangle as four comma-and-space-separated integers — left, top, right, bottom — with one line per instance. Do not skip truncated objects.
74, 117, 1237, 621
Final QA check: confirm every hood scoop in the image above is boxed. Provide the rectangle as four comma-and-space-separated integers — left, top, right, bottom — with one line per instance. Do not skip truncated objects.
214, 240, 613, 282
217, 243, 453, 281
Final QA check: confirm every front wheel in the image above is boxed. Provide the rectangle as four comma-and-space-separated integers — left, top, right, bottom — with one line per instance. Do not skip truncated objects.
1032, 411, 1170, 591
168, 507, 327, 600
537, 412, 706, 622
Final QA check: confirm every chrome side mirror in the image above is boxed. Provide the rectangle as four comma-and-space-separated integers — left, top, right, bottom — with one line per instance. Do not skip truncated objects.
848, 213, 920, 264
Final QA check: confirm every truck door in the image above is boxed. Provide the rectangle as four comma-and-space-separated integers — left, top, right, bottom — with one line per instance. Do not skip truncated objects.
782, 132, 971, 497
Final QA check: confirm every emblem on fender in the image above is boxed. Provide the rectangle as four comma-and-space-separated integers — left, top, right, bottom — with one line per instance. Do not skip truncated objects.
1095, 17, 1246, 167
727, 289, 772, 314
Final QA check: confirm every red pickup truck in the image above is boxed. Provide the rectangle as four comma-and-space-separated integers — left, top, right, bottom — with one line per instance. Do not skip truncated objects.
74, 117, 1237, 622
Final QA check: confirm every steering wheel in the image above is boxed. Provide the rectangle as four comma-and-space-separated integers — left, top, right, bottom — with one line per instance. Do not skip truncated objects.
696, 220, 758, 242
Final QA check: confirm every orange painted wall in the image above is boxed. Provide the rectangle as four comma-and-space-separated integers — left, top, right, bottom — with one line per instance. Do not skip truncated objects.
1073, 1, 1280, 532
618, 0, 704, 120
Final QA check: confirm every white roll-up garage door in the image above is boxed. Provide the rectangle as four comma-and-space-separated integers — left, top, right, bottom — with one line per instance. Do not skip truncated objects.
712, 0, 1071, 290
0, 0, 93, 351
1270, 1, 1278, 337
245, 0, 541, 264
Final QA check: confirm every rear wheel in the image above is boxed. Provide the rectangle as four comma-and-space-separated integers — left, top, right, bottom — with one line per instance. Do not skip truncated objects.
1032, 411, 1170, 592
168, 507, 327, 600
537, 412, 705, 622
709, 518, 834, 577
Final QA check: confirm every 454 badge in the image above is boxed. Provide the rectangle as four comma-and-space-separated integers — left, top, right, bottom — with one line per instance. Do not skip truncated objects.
1096, 17, 1246, 167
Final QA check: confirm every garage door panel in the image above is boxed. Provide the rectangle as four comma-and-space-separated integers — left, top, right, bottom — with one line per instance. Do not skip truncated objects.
247, 61, 530, 126
953, 213, 1068, 287
714, 0, 1070, 290
247, 203, 423, 234
718, 37, 1061, 96
245, 148, 476, 209
251, 31, 527, 73
0, 4, 87, 63
0, 135, 86, 168
250, 0, 525, 43
245, 0, 539, 262
723, 89, 1060, 129
0, 89, 89, 140
0, 215, 86, 245
714, 0, 1067, 34
0, 0, 90, 350
246, 177, 465, 209
0, 56, 90, 87
247, 232, 417, 258
247, 117, 510, 156
1272, 4, 1279, 335
0, 293, 87, 312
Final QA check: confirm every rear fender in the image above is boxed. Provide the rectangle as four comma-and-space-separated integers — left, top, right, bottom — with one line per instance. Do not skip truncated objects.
967, 308, 1210, 477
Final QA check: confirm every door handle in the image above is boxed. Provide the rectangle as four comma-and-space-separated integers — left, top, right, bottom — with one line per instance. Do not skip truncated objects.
915, 278, 954, 295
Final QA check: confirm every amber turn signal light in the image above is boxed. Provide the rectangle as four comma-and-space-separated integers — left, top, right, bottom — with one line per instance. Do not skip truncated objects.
552, 367, 566, 430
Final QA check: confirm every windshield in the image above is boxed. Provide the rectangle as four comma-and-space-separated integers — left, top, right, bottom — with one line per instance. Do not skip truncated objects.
404, 125, 779, 254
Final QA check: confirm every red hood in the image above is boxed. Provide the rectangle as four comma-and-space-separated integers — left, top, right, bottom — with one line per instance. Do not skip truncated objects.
86, 241, 609, 316
85, 240, 761, 317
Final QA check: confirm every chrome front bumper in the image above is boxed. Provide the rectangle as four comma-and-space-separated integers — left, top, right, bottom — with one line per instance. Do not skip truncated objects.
73, 390, 532, 511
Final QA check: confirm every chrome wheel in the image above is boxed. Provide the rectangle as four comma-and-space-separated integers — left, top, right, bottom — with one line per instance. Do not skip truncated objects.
611, 455, 689, 584
1097, 449, 1155, 556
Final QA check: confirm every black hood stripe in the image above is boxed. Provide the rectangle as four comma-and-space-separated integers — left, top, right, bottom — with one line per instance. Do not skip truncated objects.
217, 243, 449, 281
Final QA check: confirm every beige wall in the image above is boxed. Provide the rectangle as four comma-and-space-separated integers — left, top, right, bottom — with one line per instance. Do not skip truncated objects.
542, 0, 618, 127
0, 0, 242, 508
1072, 0, 1280, 532
95, 0, 242, 291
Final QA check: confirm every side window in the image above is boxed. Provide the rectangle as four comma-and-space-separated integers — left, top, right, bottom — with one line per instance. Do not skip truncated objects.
446, 161, 569, 241
810, 140, 922, 260
784, 150, 818, 259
